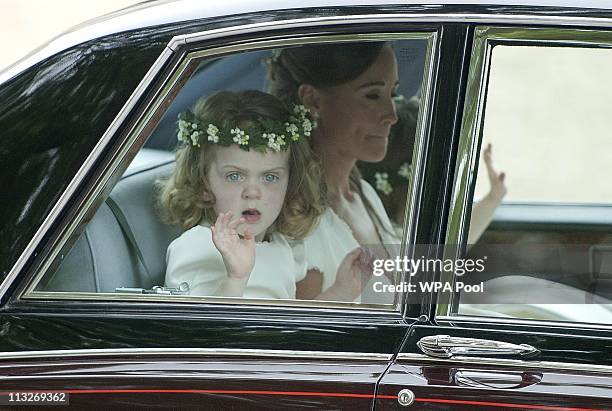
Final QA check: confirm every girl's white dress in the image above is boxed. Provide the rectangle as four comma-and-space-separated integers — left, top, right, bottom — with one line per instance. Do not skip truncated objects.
165, 225, 307, 299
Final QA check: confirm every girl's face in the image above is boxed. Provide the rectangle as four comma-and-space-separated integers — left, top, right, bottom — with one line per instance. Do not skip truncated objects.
207, 145, 290, 241
314, 44, 399, 163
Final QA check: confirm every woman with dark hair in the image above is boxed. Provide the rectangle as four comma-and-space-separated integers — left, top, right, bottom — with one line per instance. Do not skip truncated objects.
267, 42, 506, 300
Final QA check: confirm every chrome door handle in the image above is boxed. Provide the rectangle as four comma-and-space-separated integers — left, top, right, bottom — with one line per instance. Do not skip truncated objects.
417, 335, 539, 358
454, 370, 542, 389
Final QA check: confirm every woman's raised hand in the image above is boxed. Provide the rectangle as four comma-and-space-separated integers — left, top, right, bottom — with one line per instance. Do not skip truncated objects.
211, 211, 255, 280
483, 143, 507, 201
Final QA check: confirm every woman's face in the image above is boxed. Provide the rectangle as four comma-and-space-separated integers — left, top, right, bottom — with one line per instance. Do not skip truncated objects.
314, 44, 399, 163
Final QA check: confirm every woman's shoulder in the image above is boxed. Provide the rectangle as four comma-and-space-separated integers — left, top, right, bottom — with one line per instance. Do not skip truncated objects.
359, 178, 399, 241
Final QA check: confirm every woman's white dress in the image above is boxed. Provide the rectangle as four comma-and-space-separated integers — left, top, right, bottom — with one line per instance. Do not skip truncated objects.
303, 180, 400, 303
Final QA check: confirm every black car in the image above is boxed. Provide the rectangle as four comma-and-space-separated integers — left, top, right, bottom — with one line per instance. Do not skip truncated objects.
1, 0, 612, 409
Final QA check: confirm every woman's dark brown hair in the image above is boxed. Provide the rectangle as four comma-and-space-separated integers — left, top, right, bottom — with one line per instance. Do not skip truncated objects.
266, 42, 387, 106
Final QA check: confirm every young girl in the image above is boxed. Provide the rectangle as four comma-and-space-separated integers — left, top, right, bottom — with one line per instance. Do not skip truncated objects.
160, 90, 370, 300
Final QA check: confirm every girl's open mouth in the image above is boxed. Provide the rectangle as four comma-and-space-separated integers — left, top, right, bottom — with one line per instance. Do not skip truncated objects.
242, 208, 261, 222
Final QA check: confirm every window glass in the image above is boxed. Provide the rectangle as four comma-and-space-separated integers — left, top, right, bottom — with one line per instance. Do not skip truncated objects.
29, 35, 434, 308
474, 46, 612, 203
456, 38, 612, 324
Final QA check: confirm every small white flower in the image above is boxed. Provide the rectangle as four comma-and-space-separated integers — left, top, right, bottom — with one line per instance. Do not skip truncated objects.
302, 119, 313, 136
191, 123, 198, 129
190, 130, 200, 146
294, 105, 309, 118
207, 124, 218, 135
267, 140, 281, 152
398, 162, 412, 179
285, 123, 299, 141
286, 123, 299, 134
231, 127, 247, 145
374, 172, 393, 195
207, 124, 219, 143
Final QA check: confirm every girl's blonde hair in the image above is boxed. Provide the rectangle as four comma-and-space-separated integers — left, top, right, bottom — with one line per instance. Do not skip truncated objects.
158, 90, 325, 240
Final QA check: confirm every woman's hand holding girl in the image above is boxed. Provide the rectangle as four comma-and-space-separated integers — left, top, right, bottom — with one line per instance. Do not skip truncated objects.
315, 247, 375, 301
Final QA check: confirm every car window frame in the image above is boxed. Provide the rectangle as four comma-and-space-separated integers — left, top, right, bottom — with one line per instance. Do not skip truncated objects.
438, 25, 612, 330
13, 22, 439, 316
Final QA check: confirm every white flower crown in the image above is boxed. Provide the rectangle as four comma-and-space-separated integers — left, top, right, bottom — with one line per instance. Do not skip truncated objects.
177, 104, 315, 152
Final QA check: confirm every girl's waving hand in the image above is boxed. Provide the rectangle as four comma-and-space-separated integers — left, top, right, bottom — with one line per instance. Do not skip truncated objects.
211, 212, 255, 280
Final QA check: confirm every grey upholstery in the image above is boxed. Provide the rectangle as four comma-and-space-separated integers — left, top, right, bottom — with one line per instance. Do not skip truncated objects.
41, 149, 181, 292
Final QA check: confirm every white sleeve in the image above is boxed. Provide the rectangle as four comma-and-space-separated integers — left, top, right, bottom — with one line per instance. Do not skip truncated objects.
288, 239, 308, 283
302, 209, 358, 290
165, 226, 227, 296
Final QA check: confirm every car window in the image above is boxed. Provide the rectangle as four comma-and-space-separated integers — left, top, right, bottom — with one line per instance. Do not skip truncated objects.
25, 33, 436, 309
473, 45, 612, 204
445, 27, 612, 325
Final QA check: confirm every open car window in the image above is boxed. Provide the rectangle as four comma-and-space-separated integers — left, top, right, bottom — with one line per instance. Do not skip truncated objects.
24, 32, 437, 310
444, 27, 612, 325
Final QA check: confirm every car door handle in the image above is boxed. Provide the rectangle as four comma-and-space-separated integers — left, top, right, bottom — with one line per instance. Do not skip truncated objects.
454, 370, 543, 389
417, 335, 540, 358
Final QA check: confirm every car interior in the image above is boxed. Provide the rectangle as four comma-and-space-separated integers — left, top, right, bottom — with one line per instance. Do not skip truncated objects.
36, 40, 428, 296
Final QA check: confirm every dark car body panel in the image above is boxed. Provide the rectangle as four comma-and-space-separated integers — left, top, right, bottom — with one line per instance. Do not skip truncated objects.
377, 360, 612, 409
0, 351, 388, 409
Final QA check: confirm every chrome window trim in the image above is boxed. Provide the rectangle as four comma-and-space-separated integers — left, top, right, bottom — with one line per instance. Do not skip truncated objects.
0, 347, 391, 362
165, 14, 612, 51
23, 291, 396, 312
397, 352, 612, 376
398, 32, 438, 315
438, 27, 612, 326
16, 24, 437, 313
438, 314, 612, 332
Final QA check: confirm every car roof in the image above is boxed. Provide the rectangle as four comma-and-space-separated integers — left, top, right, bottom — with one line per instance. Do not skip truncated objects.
2, 0, 612, 84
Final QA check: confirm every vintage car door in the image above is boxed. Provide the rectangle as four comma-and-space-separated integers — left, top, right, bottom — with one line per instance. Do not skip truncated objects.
0, 3, 444, 408
377, 15, 612, 411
